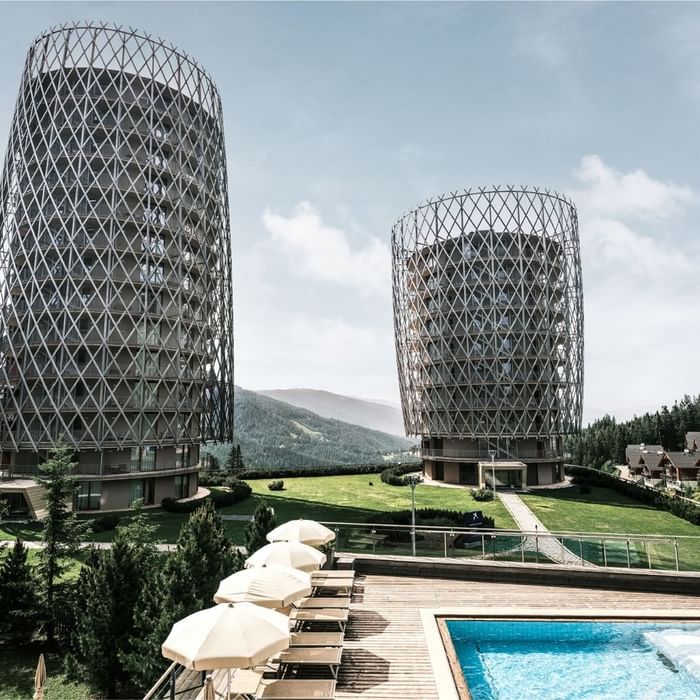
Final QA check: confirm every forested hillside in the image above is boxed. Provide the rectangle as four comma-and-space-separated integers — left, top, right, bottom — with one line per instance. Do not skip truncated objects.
203, 387, 417, 468
569, 394, 700, 469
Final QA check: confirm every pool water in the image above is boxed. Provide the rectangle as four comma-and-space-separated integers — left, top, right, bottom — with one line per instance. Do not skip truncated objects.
446, 620, 700, 700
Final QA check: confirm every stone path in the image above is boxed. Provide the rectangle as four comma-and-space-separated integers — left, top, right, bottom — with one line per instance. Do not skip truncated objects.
498, 491, 594, 566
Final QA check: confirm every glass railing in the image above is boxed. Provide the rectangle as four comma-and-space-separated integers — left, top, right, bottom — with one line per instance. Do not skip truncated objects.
321, 521, 700, 572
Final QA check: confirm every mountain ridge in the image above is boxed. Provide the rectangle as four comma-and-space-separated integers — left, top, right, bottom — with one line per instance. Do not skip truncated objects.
203, 387, 415, 469
257, 387, 407, 437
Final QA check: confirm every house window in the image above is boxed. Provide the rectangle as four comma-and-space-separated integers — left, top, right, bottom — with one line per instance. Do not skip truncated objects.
75, 481, 101, 511
129, 446, 157, 472
128, 479, 144, 506
140, 262, 164, 284
174, 474, 190, 499
176, 444, 192, 469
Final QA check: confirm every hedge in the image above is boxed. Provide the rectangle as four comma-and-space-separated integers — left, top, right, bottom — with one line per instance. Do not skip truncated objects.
209, 480, 252, 507
210, 461, 421, 481
566, 465, 700, 526
380, 464, 420, 486
370, 507, 495, 529
91, 513, 120, 533
365, 508, 496, 542
162, 479, 252, 512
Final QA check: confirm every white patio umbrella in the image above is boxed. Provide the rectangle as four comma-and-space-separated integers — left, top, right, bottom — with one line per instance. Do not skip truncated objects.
266, 519, 336, 547
213, 565, 312, 607
161, 602, 290, 697
245, 541, 327, 572
33, 654, 46, 700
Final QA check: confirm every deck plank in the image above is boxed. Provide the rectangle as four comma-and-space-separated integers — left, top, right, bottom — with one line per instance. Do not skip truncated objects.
334, 573, 700, 699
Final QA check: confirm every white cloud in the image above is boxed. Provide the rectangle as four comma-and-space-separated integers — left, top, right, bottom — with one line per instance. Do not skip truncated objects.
571, 155, 700, 424
261, 201, 391, 298
572, 154, 695, 221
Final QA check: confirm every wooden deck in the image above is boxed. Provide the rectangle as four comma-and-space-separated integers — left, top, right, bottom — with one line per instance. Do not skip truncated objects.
334, 573, 700, 699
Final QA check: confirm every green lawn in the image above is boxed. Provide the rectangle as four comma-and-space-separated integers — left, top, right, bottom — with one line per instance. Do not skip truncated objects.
0, 644, 93, 700
521, 485, 700, 571
3, 476, 515, 546
215, 475, 517, 542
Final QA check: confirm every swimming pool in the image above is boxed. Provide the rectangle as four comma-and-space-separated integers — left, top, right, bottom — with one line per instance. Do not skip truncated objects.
446, 619, 700, 699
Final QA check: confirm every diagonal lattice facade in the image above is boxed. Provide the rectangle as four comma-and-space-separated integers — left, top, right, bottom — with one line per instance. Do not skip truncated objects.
392, 187, 583, 480
0, 24, 233, 507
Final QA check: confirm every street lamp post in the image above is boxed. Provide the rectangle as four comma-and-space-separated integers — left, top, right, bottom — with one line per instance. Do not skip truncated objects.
489, 450, 497, 501
407, 474, 423, 556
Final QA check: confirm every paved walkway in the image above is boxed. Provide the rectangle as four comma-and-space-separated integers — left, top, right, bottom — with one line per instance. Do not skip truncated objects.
498, 491, 593, 566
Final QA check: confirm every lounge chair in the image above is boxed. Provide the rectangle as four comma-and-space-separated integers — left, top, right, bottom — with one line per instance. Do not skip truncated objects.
256, 679, 336, 699
290, 631, 344, 647
296, 596, 350, 610
275, 646, 342, 679
311, 580, 354, 596
311, 570, 355, 581
291, 607, 349, 632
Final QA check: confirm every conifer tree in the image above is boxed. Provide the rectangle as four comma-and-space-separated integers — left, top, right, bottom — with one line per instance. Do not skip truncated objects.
121, 501, 241, 694
0, 539, 40, 644
36, 441, 89, 642
69, 505, 157, 698
244, 500, 276, 555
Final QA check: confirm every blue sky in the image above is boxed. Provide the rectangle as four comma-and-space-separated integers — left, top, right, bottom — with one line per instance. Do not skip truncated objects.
1, 2, 699, 425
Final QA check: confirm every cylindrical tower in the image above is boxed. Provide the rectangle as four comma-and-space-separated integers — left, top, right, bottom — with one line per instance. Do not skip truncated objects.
392, 187, 583, 487
0, 23, 234, 510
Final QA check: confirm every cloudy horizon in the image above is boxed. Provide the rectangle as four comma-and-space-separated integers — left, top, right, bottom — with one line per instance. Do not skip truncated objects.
0, 2, 698, 427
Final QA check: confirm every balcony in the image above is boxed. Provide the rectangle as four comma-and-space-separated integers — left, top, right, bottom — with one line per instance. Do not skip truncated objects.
421, 447, 563, 462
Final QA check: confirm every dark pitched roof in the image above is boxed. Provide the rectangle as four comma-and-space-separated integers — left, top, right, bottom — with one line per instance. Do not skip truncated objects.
666, 451, 700, 471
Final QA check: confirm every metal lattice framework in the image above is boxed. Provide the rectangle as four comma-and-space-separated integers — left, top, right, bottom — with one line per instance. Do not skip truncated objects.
0, 23, 234, 455
392, 187, 583, 448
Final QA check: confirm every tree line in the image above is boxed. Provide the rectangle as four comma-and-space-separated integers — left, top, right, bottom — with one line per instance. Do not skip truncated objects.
0, 443, 275, 698
568, 394, 700, 470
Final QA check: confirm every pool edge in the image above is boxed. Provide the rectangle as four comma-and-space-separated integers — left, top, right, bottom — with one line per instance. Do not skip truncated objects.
419, 607, 700, 700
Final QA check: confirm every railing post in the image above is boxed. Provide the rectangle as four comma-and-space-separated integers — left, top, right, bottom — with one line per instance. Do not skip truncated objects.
579, 539, 584, 565
560, 537, 565, 563
674, 538, 679, 571
520, 535, 525, 563
646, 540, 652, 569
534, 526, 539, 564
443, 531, 447, 558
169, 668, 176, 700
481, 533, 485, 559
602, 540, 607, 568
626, 539, 631, 569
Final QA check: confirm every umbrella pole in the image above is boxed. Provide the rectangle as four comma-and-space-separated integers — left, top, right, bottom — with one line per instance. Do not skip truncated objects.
227, 667, 231, 699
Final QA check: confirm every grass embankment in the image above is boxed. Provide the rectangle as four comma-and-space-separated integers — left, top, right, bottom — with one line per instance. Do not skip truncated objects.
521, 486, 700, 571
1, 475, 516, 545
0, 644, 92, 700
216, 475, 517, 541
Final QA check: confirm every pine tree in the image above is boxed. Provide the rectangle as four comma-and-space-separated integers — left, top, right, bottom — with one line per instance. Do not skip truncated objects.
121, 501, 241, 694
36, 441, 90, 642
244, 500, 276, 555
0, 539, 40, 644
224, 444, 245, 473
171, 500, 237, 605
69, 506, 157, 698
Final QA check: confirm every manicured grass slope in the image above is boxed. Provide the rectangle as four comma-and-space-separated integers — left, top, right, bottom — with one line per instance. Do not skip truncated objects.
217, 475, 518, 541
521, 486, 700, 571
0, 645, 92, 700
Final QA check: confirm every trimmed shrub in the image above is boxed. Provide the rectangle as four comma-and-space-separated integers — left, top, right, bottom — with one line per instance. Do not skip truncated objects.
235, 461, 420, 481
566, 465, 700, 526
470, 488, 494, 501
209, 480, 252, 508
161, 492, 209, 513
91, 513, 120, 533
380, 464, 420, 486
267, 480, 284, 491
